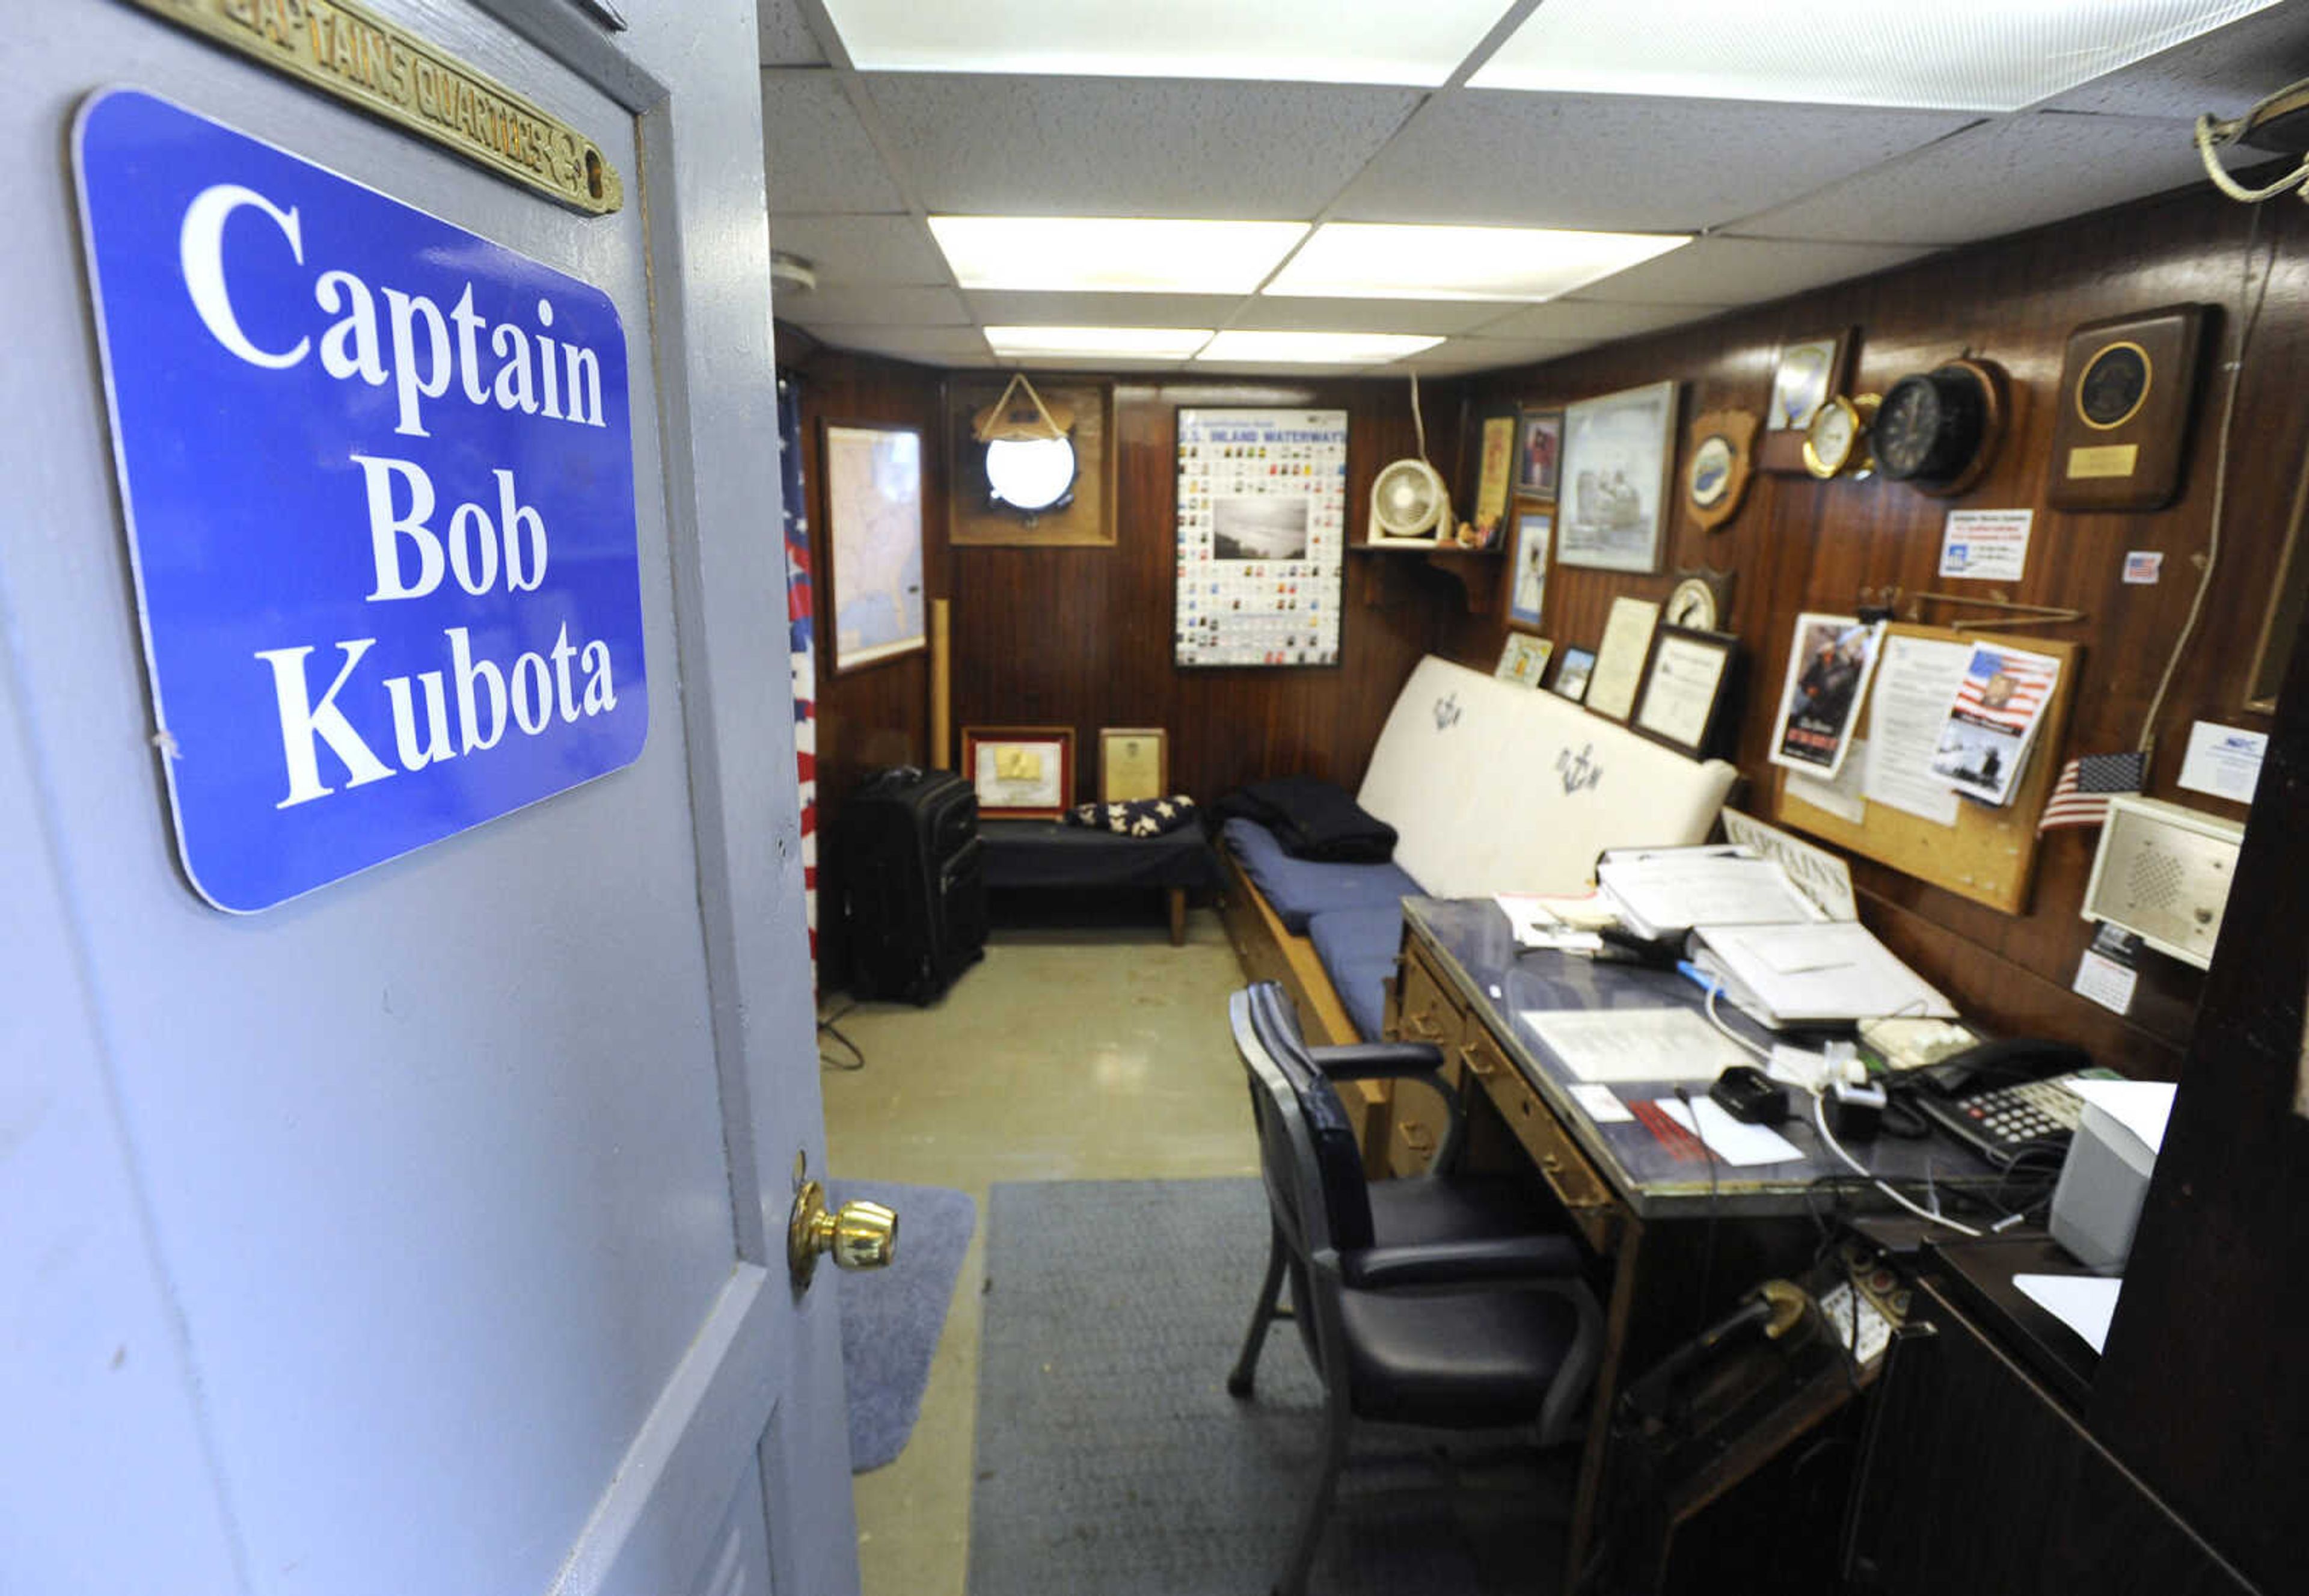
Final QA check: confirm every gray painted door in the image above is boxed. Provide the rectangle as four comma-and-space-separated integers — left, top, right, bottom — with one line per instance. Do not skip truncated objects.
1, 5, 857, 1595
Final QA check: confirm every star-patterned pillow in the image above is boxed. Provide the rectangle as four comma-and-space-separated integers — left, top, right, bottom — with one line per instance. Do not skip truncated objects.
1062, 795, 1198, 837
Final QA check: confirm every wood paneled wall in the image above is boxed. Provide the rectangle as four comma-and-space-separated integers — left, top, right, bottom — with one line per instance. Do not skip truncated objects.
786, 340, 1460, 984
1449, 183, 2309, 1076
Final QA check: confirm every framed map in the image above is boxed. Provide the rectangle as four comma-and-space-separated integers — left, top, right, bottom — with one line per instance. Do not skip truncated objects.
820, 420, 926, 674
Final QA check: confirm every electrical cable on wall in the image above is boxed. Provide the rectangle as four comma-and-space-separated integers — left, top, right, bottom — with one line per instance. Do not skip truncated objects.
2136, 199, 2272, 770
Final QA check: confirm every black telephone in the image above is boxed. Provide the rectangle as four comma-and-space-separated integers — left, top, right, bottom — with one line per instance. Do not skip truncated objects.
1903, 1039, 2114, 1167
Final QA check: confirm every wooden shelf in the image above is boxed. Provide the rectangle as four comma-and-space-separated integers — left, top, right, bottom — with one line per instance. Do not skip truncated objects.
1349, 541, 1504, 613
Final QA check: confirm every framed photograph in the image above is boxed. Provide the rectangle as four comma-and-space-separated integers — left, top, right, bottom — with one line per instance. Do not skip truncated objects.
1584, 595, 1661, 722
820, 420, 927, 674
1495, 633, 1554, 689
1506, 508, 1551, 631
1516, 407, 1563, 497
1633, 627, 1741, 759
1558, 381, 1678, 574
1099, 726, 1168, 802
1553, 646, 1598, 702
1761, 330, 1853, 473
963, 725, 1075, 819
1470, 405, 1518, 547
1768, 614, 1886, 781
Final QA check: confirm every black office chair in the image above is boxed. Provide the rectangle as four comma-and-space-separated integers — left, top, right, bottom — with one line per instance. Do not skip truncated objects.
1227, 981, 1603, 1596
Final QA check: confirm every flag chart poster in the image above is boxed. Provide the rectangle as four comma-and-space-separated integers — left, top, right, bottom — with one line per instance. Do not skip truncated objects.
1174, 408, 1347, 668
75, 90, 648, 912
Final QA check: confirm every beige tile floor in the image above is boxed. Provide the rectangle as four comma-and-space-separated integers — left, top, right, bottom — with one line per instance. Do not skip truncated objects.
820, 911, 1258, 1596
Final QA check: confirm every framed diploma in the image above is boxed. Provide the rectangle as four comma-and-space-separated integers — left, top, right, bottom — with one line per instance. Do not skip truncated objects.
1584, 595, 1660, 722
962, 725, 1075, 819
1633, 626, 1741, 759
1099, 726, 1168, 802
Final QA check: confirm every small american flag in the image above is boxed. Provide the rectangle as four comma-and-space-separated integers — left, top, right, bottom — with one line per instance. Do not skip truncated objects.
2038, 751, 2147, 832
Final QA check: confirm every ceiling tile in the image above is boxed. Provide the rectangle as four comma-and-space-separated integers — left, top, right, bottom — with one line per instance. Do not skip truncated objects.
758, 0, 827, 66
779, 284, 973, 327
805, 327, 995, 364
768, 214, 949, 286
1330, 90, 1975, 232
1575, 238, 1934, 305
2041, 4, 2309, 120
761, 70, 906, 213
1464, 299, 1726, 340
1230, 296, 1507, 336
1390, 337, 1601, 374
1725, 112, 2219, 247
862, 75, 1420, 218
963, 289, 1246, 327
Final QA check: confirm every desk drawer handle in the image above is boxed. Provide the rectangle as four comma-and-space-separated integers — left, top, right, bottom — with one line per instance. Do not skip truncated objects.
1400, 1123, 1435, 1153
1457, 1042, 1492, 1077
1408, 1008, 1442, 1039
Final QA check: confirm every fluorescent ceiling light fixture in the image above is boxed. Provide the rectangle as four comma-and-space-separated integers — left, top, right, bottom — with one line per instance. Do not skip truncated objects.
1265, 223, 1688, 303
1468, 0, 2283, 112
930, 216, 1307, 295
984, 326, 1214, 360
1196, 331, 1443, 364
820, 0, 1517, 87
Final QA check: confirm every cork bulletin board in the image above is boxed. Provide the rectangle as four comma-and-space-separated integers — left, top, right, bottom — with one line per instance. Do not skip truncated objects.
1774, 623, 2081, 915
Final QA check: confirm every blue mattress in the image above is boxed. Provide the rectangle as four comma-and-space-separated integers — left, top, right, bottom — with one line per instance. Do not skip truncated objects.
1221, 818, 1422, 935
1305, 907, 1407, 1042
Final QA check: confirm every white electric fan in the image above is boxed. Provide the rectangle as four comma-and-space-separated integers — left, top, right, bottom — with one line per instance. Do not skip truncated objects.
1368, 373, 1455, 543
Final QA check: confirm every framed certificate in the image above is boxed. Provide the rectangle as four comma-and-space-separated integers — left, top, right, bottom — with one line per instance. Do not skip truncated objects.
962, 725, 1075, 818
1584, 595, 1660, 722
1099, 726, 1168, 802
1633, 627, 1741, 759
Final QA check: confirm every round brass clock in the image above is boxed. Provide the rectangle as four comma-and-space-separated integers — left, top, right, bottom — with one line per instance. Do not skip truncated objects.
1803, 393, 1877, 479
1666, 572, 1726, 631
1874, 358, 2005, 496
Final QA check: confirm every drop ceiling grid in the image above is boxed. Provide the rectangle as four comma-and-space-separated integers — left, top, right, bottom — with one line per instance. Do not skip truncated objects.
759, 4, 2309, 373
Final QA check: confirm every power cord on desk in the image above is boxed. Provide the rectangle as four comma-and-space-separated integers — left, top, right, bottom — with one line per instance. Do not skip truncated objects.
1672, 1085, 1722, 1348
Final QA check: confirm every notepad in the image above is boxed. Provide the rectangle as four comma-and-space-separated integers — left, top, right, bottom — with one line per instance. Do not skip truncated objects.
1596, 849, 1825, 940
1521, 1008, 1743, 1083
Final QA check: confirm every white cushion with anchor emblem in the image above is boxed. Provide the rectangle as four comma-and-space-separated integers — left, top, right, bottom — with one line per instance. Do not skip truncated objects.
1354, 656, 1736, 900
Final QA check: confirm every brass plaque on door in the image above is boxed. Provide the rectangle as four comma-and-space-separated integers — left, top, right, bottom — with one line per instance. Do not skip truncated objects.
123, 0, 624, 215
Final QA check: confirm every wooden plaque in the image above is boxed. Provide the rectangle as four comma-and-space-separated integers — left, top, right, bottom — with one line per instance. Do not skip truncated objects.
2047, 305, 2209, 512
1774, 624, 2080, 916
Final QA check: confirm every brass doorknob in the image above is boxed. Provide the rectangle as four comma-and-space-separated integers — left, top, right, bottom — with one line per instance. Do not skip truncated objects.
787, 1179, 898, 1289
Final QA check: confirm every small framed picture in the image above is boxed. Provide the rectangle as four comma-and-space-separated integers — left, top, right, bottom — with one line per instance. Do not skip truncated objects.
1099, 726, 1168, 802
1761, 330, 1853, 473
1506, 508, 1551, 632
962, 725, 1075, 819
1470, 404, 1519, 548
1633, 627, 1741, 759
1516, 407, 1563, 498
1495, 632, 1554, 689
1553, 645, 1598, 702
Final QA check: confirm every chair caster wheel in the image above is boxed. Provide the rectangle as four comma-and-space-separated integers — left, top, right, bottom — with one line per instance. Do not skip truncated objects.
1226, 1370, 1254, 1398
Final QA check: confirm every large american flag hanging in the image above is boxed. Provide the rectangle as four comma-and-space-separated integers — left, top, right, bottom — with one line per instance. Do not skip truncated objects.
2038, 751, 2147, 832
777, 373, 818, 981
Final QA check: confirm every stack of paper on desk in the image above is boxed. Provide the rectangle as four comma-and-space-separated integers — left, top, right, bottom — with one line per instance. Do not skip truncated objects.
1690, 921, 1956, 1028
1596, 847, 1824, 940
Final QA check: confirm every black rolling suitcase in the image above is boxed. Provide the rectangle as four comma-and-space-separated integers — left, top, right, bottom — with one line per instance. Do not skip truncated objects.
840, 766, 986, 1003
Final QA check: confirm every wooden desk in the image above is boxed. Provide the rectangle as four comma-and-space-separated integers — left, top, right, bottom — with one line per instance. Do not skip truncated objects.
1382, 897, 2005, 1585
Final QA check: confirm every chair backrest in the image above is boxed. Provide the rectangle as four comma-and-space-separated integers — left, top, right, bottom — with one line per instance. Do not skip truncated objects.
1230, 983, 1373, 1256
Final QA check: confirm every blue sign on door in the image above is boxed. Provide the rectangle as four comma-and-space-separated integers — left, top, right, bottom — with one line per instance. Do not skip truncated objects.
74, 90, 648, 912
